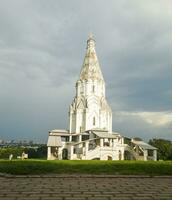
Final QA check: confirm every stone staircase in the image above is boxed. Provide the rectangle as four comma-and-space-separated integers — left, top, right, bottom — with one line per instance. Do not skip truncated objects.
85, 146, 101, 160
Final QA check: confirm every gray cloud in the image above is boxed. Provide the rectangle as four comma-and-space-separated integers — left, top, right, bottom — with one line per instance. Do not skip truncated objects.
0, 0, 172, 142
113, 112, 172, 142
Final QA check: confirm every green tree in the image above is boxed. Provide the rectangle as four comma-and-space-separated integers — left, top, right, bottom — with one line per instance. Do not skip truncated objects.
149, 139, 172, 160
0, 147, 25, 159
0, 145, 47, 159
37, 145, 47, 158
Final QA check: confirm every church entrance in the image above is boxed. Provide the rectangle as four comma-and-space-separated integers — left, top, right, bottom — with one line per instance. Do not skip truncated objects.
52, 147, 59, 159
124, 150, 132, 160
62, 148, 68, 160
108, 156, 112, 160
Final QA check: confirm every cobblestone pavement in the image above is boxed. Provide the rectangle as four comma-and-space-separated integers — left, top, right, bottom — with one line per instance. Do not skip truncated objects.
0, 176, 172, 200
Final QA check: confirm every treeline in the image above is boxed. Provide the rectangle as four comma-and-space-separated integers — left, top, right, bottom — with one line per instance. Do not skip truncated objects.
149, 138, 172, 160
0, 145, 47, 159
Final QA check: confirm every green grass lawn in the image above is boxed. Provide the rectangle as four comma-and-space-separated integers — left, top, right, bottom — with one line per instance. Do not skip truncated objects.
0, 160, 172, 175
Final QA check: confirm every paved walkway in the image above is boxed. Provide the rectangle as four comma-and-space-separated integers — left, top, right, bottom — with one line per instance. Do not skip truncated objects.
0, 175, 172, 200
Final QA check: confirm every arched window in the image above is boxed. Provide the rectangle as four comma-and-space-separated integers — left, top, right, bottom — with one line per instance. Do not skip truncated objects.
93, 117, 96, 126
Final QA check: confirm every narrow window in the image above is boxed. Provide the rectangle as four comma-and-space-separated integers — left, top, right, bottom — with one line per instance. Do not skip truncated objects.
92, 85, 95, 92
93, 117, 96, 126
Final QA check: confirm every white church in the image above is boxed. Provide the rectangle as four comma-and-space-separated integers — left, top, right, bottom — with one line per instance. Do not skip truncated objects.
47, 35, 157, 161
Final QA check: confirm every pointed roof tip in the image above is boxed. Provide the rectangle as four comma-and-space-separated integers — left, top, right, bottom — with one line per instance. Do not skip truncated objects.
88, 32, 94, 39
87, 32, 95, 42
87, 32, 95, 48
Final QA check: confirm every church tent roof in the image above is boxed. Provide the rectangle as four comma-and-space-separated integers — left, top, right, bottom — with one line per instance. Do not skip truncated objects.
49, 130, 69, 136
47, 136, 62, 147
132, 140, 157, 150
93, 131, 118, 139
79, 34, 104, 81
50, 129, 69, 133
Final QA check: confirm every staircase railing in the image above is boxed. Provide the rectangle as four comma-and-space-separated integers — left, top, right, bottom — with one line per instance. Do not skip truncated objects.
125, 145, 141, 160
85, 146, 101, 160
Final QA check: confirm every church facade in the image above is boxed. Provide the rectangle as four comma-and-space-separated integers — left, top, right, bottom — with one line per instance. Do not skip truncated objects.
47, 35, 157, 161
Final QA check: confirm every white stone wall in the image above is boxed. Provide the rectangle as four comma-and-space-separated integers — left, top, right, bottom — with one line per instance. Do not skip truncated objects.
76, 80, 105, 97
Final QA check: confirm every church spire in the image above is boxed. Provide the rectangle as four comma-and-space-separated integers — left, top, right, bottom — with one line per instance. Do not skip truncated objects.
79, 34, 104, 81
69, 34, 112, 134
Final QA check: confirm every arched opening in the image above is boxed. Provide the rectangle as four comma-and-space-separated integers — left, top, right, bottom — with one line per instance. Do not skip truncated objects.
62, 148, 68, 160
124, 150, 133, 160
108, 156, 112, 160
92, 157, 100, 160
52, 147, 59, 159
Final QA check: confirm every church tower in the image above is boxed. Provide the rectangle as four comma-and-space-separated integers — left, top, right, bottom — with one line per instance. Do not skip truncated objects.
47, 34, 157, 161
69, 34, 112, 133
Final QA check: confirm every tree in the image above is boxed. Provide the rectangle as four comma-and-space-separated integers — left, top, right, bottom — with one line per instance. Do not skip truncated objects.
0, 147, 25, 159
37, 144, 47, 158
149, 138, 172, 160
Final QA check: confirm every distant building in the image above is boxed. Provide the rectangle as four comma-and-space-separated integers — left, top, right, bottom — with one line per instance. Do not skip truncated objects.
47, 34, 157, 161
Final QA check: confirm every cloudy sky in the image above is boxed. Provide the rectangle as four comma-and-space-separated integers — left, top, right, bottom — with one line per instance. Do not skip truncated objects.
0, 0, 172, 143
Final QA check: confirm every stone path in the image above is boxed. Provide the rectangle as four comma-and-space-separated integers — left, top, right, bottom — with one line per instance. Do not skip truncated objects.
0, 175, 172, 200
